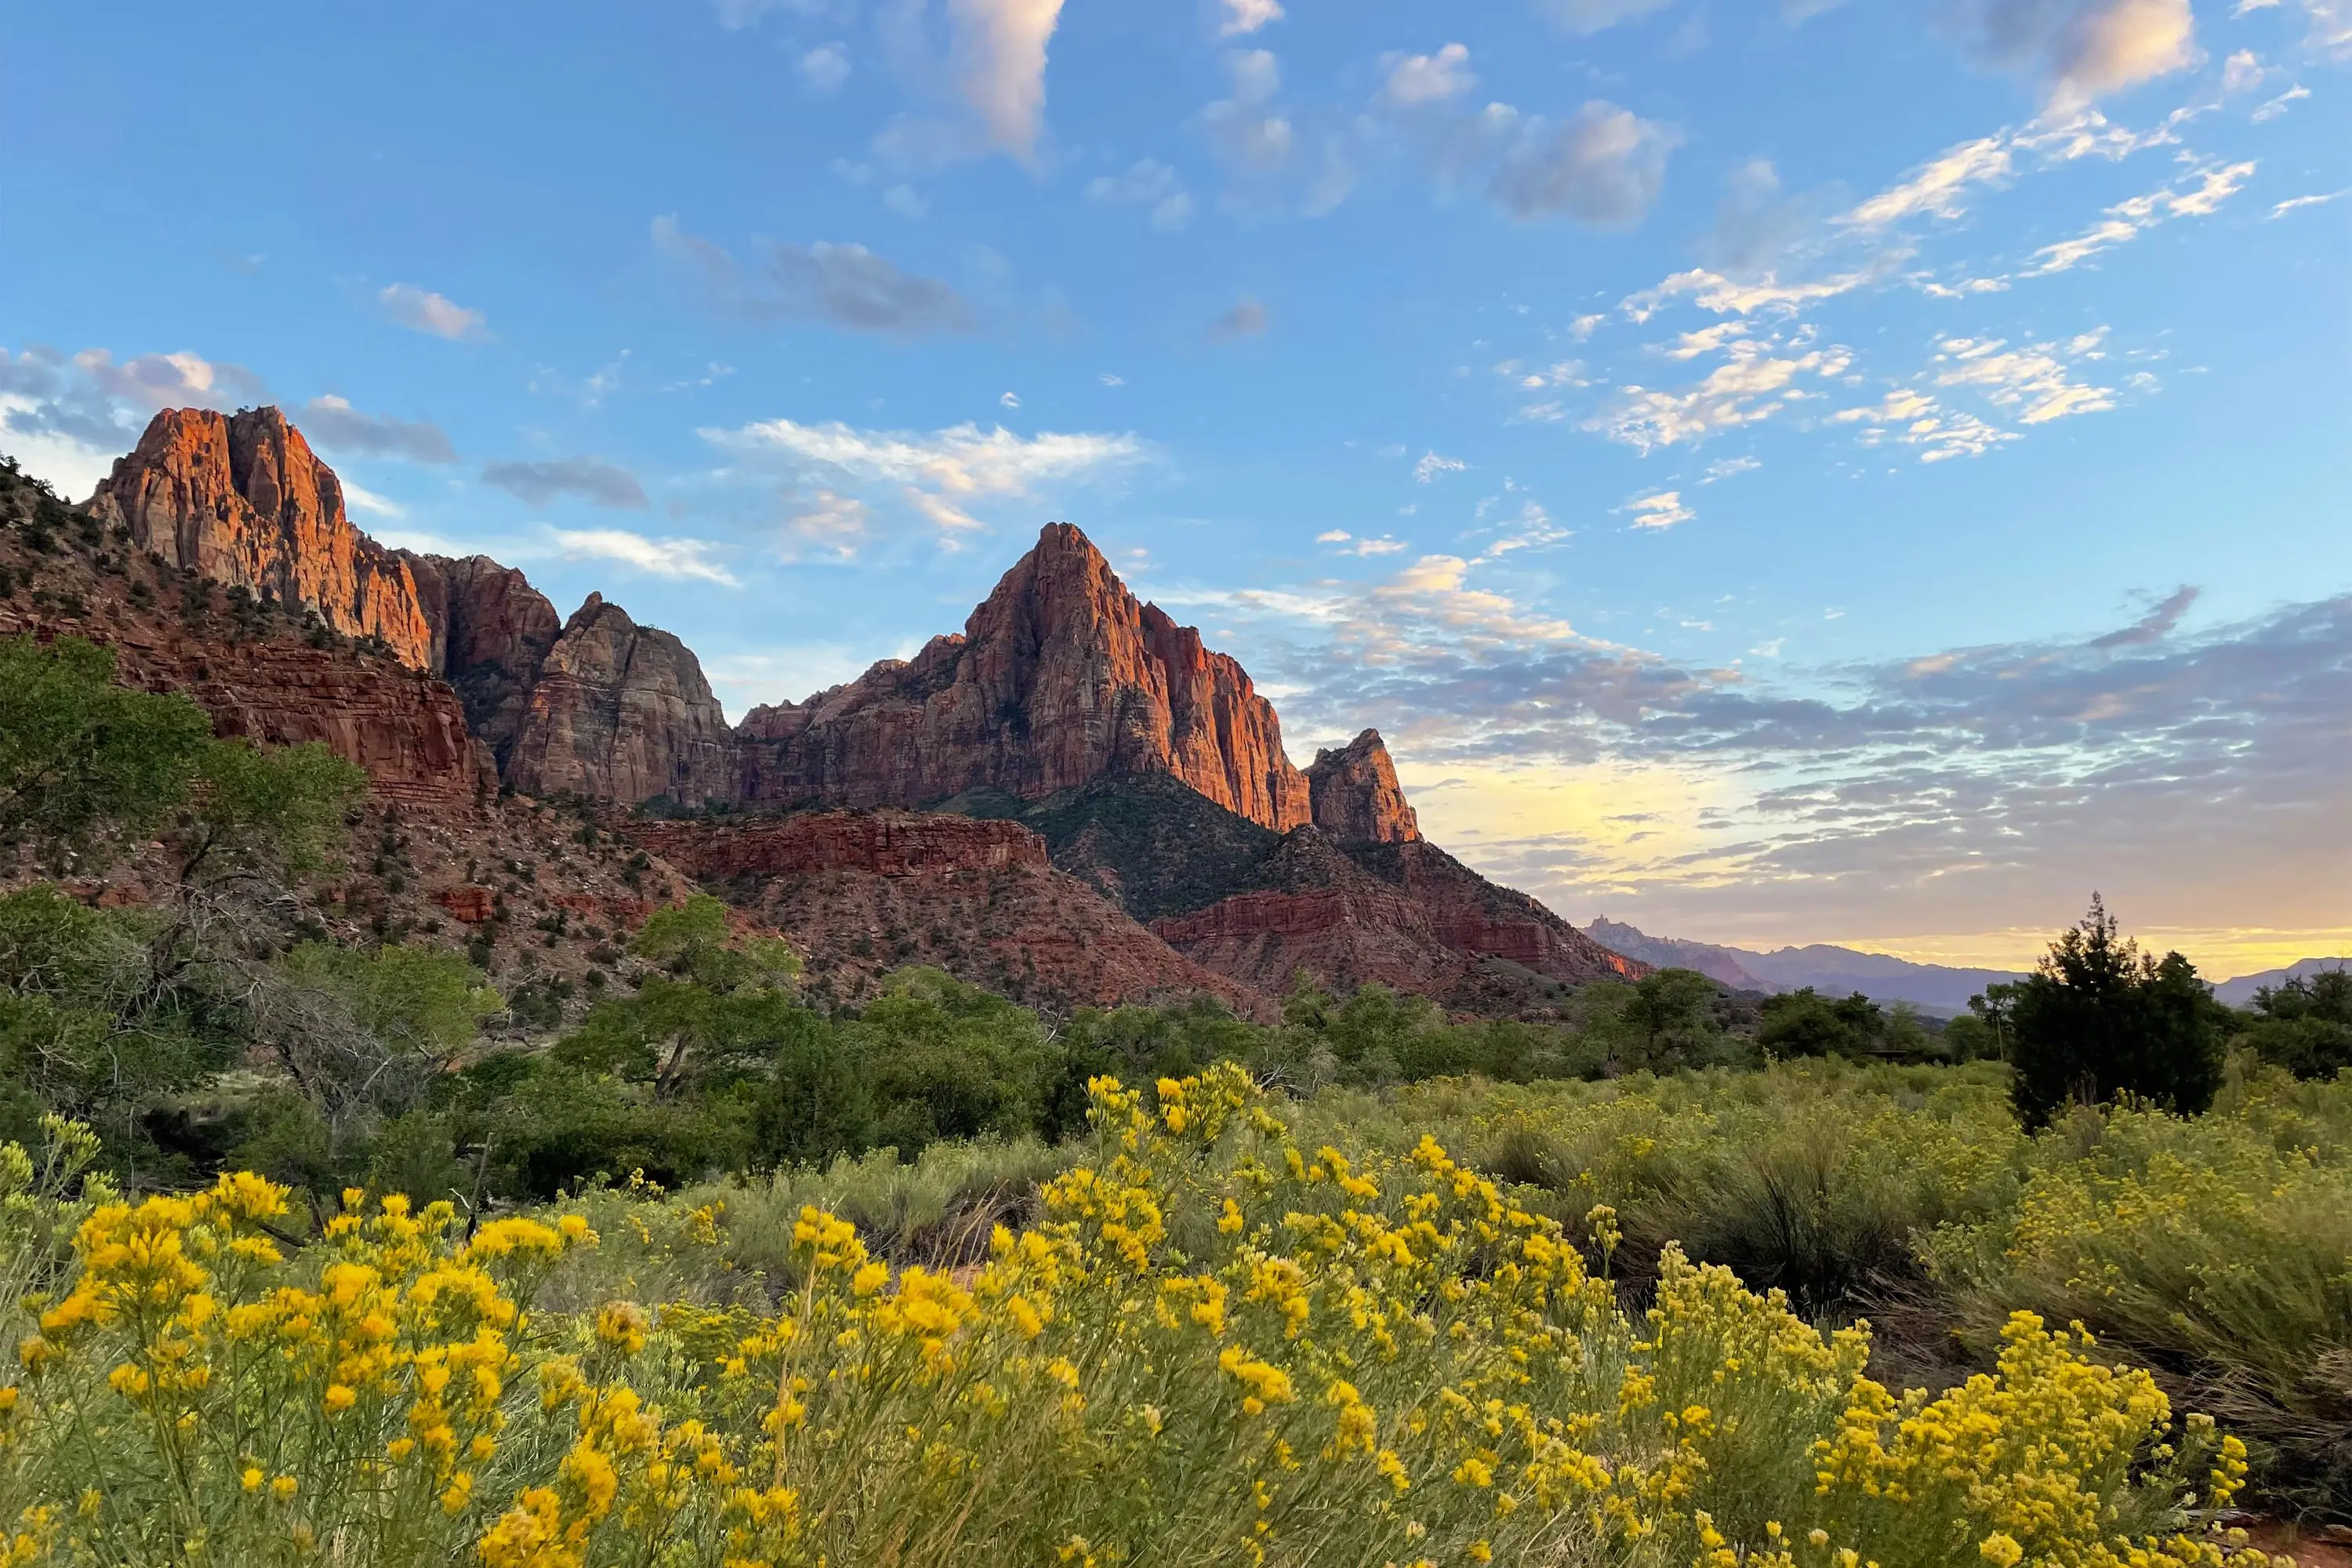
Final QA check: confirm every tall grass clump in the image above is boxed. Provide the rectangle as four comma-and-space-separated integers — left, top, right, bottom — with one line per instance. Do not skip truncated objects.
1921, 1065, 2352, 1519
0, 1070, 2271, 1566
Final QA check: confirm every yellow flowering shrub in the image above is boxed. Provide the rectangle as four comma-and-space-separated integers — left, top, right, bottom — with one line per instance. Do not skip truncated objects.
0, 1071, 2277, 1567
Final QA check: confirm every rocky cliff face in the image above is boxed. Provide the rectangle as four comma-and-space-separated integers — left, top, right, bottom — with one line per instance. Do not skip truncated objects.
506, 593, 734, 806
625, 811, 1049, 880
400, 551, 561, 771
737, 524, 1313, 830
87, 408, 434, 668
1307, 729, 1420, 843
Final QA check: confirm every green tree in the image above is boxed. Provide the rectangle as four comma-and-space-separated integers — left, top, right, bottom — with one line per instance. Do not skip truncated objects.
0, 635, 212, 864
1615, 967, 1722, 1073
1758, 988, 1876, 1059
2240, 967, 2352, 1080
177, 739, 366, 883
631, 893, 800, 993
2009, 895, 2227, 1127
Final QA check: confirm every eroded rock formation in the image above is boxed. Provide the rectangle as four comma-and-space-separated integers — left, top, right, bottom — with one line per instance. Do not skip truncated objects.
1307, 729, 1420, 844
737, 524, 1313, 830
88, 408, 434, 667
400, 551, 561, 771
506, 593, 734, 806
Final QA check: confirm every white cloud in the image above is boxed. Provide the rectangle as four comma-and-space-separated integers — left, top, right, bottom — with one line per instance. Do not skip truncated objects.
1414, 450, 1467, 482
2221, 47, 2267, 91
946, 0, 1065, 163
781, 489, 873, 560
378, 283, 487, 340
1839, 136, 2015, 227
1622, 267, 1873, 321
999, 391, 1020, 408
705, 416, 1144, 543
339, 480, 405, 519
1664, 321, 1752, 359
550, 528, 739, 586
1623, 490, 1694, 529
1316, 530, 1409, 557
2023, 158, 2256, 272
1933, 332, 2116, 424
866, 0, 1065, 169
1703, 456, 1762, 481
1586, 340, 1853, 451
1203, 49, 1294, 172
1378, 43, 1475, 108
1490, 101, 1680, 227
1945, 0, 2200, 107
1831, 389, 2020, 462
2270, 187, 2347, 216
800, 42, 851, 93
1216, 0, 1283, 36
2252, 83, 2311, 118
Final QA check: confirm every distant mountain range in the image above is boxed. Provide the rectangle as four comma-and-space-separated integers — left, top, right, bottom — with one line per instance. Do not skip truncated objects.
1585, 920, 2352, 1016
1584, 917, 2026, 1015
2211, 957, 2350, 1009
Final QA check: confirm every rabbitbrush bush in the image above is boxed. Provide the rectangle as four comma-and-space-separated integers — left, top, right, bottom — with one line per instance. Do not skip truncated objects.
0, 1070, 2276, 1568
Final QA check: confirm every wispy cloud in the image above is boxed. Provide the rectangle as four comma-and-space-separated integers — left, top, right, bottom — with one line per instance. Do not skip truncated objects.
652, 218, 976, 337
299, 395, 457, 464
378, 283, 487, 340
483, 457, 649, 509
705, 415, 1144, 546
549, 527, 739, 586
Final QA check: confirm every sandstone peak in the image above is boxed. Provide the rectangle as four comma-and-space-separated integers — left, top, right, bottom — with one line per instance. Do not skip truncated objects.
735, 520, 1315, 830
1307, 728, 1421, 843
88, 406, 434, 668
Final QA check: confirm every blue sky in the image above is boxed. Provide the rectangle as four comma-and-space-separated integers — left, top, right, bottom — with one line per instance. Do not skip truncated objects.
4, 0, 2347, 970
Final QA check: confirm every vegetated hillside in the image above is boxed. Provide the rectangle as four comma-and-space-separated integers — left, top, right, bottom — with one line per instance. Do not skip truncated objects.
942, 770, 1283, 921
1587, 915, 2024, 1014
946, 768, 1643, 1016
622, 810, 1263, 1015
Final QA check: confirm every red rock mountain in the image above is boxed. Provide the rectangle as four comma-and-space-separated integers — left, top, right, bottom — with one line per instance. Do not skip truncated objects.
56, 411, 1648, 1015
399, 551, 561, 772
506, 593, 735, 807
1307, 729, 1420, 844
87, 408, 434, 667
737, 523, 1313, 829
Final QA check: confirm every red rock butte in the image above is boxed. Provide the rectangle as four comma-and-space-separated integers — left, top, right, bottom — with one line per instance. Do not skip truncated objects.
88, 407, 434, 668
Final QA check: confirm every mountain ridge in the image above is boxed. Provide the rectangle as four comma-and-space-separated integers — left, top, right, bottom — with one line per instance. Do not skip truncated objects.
1583, 916, 2025, 1014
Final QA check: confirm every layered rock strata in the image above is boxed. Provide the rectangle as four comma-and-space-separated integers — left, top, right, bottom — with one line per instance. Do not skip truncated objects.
737, 524, 1312, 829
506, 594, 735, 806
624, 811, 1047, 880
88, 408, 434, 667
